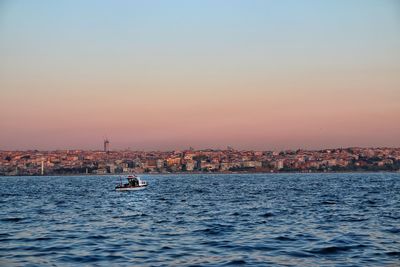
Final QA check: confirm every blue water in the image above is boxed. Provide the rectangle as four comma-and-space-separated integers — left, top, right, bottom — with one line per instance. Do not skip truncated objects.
1, 173, 400, 266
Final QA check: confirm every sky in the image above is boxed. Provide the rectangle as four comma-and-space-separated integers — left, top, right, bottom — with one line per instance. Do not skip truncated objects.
0, 0, 399, 151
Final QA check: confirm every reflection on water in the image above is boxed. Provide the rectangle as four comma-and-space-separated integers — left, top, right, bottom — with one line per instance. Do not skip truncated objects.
1, 173, 400, 266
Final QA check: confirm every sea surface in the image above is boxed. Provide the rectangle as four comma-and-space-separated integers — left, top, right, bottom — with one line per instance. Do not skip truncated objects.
1, 173, 400, 266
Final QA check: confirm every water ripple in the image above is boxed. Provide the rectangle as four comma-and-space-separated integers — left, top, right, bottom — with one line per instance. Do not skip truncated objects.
1, 173, 400, 266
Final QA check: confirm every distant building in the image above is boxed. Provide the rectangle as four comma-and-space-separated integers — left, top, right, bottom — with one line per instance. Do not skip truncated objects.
185, 160, 196, 171
156, 159, 165, 169
104, 138, 110, 152
272, 160, 284, 170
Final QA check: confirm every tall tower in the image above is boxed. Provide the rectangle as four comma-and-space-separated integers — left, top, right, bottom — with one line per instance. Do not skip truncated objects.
104, 138, 110, 153
41, 159, 44, 175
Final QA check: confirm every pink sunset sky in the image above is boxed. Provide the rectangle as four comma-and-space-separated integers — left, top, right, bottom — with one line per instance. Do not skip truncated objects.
0, 1, 399, 150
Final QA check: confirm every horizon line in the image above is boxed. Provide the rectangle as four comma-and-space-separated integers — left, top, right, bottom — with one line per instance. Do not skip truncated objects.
1, 146, 399, 153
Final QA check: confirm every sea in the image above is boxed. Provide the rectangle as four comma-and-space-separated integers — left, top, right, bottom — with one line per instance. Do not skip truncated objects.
0, 173, 399, 266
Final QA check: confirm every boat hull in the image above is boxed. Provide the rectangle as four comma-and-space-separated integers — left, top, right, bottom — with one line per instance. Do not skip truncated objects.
115, 186, 147, 191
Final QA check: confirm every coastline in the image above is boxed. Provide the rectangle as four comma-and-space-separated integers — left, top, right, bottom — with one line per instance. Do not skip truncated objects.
2, 170, 400, 177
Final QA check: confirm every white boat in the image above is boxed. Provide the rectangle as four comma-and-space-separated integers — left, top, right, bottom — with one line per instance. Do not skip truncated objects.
115, 175, 148, 191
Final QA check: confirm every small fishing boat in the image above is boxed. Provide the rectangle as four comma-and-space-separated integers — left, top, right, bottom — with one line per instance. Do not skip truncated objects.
115, 174, 148, 191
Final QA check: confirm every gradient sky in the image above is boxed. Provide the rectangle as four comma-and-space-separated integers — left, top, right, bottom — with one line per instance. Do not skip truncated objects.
0, 0, 399, 150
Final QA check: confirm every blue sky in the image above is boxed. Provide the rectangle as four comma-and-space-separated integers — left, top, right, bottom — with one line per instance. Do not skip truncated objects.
0, 0, 399, 150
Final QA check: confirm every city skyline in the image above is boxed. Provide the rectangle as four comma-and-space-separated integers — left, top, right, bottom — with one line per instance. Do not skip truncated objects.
1, 142, 399, 153
2, 147, 399, 176
1, 0, 400, 150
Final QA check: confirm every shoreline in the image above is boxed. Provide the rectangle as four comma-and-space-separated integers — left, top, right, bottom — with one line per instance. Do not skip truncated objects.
2, 170, 400, 177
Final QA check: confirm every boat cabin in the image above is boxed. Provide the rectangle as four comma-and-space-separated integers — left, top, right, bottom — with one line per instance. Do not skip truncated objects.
126, 175, 147, 187
127, 176, 139, 187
